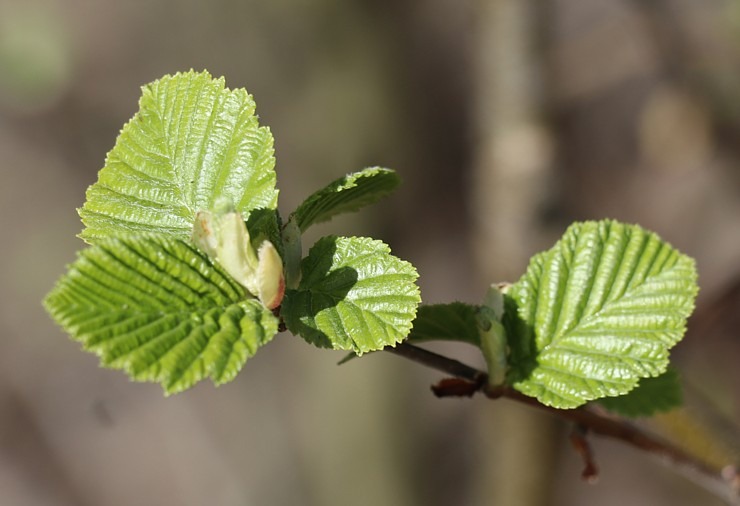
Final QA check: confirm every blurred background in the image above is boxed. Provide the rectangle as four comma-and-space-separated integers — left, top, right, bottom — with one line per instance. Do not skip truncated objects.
1, 0, 739, 504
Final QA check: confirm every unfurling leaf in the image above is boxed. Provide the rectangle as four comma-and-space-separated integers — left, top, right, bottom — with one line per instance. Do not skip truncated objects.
281, 216, 302, 290
292, 168, 400, 232
478, 284, 509, 387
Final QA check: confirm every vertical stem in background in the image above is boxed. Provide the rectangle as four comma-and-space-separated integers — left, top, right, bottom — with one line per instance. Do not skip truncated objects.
471, 0, 553, 281
470, 0, 558, 505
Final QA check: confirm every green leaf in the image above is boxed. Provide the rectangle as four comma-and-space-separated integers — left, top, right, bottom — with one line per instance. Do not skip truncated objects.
282, 235, 420, 353
406, 303, 480, 346
44, 235, 279, 395
79, 70, 277, 243
292, 168, 401, 232
505, 220, 698, 409
598, 368, 683, 417
246, 208, 283, 258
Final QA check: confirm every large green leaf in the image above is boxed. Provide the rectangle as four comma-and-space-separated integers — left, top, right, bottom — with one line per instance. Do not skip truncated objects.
598, 368, 683, 417
291, 168, 400, 232
505, 220, 697, 409
79, 70, 277, 243
282, 235, 420, 353
405, 303, 480, 346
44, 235, 279, 395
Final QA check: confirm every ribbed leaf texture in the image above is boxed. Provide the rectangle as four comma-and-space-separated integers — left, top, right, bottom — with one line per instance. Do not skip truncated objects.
598, 368, 683, 417
406, 303, 480, 346
79, 70, 277, 243
44, 235, 279, 395
282, 236, 420, 353
505, 220, 698, 409
292, 168, 400, 232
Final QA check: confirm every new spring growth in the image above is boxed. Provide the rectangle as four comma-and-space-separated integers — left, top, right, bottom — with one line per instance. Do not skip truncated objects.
477, 283, 509, 387
192, 198, 285, 309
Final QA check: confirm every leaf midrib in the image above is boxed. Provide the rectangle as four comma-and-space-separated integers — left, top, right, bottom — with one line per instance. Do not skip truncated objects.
540, 252, 685, 355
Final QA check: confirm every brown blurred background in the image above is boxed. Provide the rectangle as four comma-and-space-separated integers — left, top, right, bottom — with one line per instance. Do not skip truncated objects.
1, 0, 739, 505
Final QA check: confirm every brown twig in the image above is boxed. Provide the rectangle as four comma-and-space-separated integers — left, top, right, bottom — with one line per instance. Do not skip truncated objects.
570, 424, 599, 483
385, 343, 484, 383
386, 342, 740, 505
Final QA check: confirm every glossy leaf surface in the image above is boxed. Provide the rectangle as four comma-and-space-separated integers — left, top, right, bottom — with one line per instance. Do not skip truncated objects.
283, 235, 420, 353
505, 220, 697, 408
79, 70, 277, 242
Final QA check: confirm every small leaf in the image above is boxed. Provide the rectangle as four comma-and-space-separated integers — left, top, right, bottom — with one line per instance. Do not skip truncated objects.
281, 216, 302, 290
505, 220, 698, 409
282, 235, 420, 353
406, 303, 480, 346
79, 70, 277, 243
44, 235, 279, 395
292, 168, 401, 232
246, 208, 283, 258
598, 368, 683, 417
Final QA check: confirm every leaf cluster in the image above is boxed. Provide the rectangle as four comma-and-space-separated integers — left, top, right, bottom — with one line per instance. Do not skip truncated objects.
408, 221, 697, 413
45, 71, 419, 394
45, 71, 698, 417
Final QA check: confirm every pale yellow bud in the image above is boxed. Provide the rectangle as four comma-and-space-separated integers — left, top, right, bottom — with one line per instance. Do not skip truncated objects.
256, 240, 285, 309
192, 211, 218, 257
215, 211, 259, 295
192, 203, 285, 309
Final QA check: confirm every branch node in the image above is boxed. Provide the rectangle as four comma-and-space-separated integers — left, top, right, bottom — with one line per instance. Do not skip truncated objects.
384, 343, 734, 502
482, 384, 507, 399
569, 424, 599, 484
431, 377, 481, 398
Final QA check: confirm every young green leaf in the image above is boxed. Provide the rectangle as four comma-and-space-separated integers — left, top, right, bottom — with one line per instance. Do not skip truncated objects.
405, 303, 480, 346
79, 70, 278, 243
246, 208, 283, 258
291, 168, 401, 232
281, 216, 302, 290
44, 235, 279, 395
598, 368, 683, 417
282, 235, 420, 353
505, 220, 698, 409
